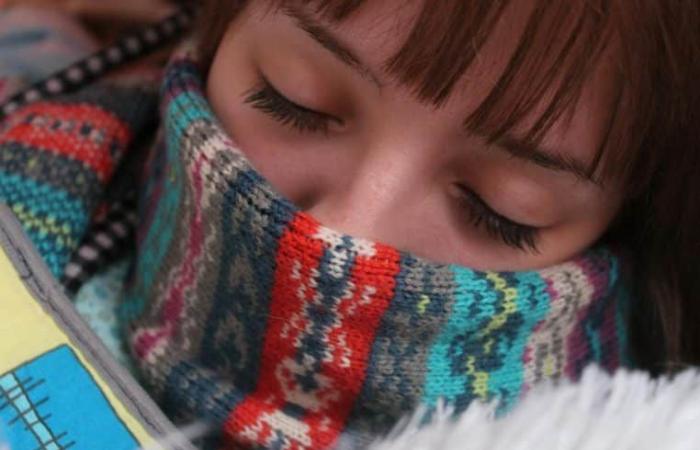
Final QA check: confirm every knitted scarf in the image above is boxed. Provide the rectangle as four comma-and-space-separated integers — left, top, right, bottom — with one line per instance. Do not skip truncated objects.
117, 46, 631, 449
0, 80, 157, 278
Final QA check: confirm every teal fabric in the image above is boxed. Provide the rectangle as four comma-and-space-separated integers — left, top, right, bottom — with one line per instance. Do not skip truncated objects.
73, 259, 134, 371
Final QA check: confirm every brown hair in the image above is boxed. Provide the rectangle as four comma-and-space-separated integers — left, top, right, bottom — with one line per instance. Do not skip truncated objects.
195, 0, 700, 371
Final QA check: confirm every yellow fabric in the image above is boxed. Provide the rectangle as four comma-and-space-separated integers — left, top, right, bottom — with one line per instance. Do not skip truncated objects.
0, 243, 155, 448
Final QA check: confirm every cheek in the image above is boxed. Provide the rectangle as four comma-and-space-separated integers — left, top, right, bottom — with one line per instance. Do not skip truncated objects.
524, 188, 624, 268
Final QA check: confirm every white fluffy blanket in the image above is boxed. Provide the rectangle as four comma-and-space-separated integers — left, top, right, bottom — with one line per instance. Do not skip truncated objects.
371, 366, 700, 450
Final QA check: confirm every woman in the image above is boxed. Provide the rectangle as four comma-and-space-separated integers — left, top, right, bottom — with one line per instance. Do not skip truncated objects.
1, 1, 698, 448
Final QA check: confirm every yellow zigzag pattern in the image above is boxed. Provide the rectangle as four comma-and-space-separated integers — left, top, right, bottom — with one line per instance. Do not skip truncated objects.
11, 204, 77, 250
465, 272, 518, 401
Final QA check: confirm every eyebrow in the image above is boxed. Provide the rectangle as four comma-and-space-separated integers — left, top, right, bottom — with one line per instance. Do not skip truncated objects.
283, 6, 382, 86
495, 135, 598, 184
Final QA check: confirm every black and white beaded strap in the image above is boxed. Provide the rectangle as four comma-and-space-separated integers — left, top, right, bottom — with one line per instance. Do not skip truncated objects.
0, 6, 194, 121
62, 195, 139, 295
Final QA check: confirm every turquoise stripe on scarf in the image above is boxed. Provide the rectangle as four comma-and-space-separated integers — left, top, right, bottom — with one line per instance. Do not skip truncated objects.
0, 170, 86, 276
121, 76, 213, 321
421, 267, 550, 411
165, 87, 214, 147
120, 142, 183, 322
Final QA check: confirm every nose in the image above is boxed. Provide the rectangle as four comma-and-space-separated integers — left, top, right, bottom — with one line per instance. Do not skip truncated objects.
303, 140, 428, 246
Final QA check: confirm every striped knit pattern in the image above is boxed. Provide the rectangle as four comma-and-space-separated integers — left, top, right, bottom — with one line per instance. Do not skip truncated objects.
0, 82, 158, 277
121, 48, 630, 449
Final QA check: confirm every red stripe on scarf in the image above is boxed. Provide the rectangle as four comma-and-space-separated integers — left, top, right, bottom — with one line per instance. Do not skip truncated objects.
0, 102, 130, 181
224, 213, 400, 449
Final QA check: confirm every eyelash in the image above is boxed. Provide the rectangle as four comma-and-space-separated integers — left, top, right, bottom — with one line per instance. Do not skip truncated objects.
244, 77, 339, 134
456, 186, 540, 252
244, 78, 539, 252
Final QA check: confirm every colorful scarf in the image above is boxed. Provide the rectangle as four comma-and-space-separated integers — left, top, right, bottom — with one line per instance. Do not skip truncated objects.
0, 79, 157, 278
119, 46, 630, 449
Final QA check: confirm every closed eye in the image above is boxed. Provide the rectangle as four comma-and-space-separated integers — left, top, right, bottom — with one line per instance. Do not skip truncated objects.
454, 185, 540, 252
244, 76, 342, 134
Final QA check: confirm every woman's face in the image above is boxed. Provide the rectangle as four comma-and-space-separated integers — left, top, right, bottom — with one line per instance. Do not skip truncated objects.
206, 0, 624, 270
